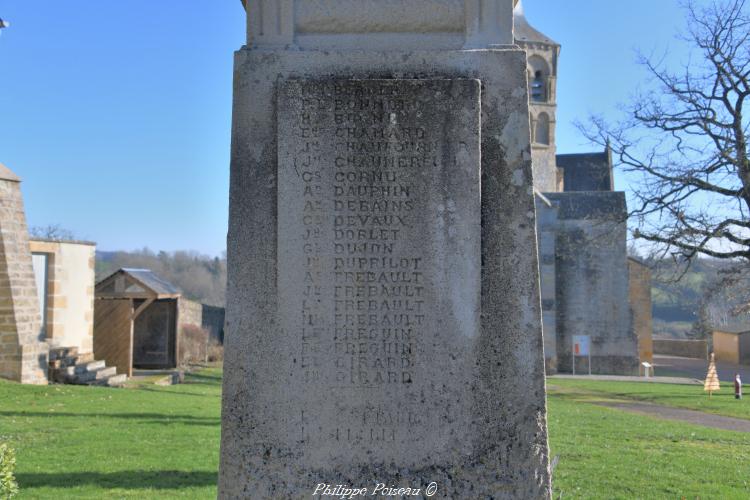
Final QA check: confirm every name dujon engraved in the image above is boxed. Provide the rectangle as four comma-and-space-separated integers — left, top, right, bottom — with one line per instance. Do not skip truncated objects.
278, 79, 481, 468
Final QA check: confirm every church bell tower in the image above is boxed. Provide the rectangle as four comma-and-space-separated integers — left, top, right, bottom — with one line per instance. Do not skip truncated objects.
514, 0, 561, 192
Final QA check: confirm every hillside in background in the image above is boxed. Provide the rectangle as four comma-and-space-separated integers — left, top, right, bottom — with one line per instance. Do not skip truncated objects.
94, 249, 747, 336
96, 249, 226, 307
647, 258, 749, 338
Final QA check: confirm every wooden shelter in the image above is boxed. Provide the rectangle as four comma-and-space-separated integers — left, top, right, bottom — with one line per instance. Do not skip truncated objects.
713, 329, 750, 365
94, 269, 208, 376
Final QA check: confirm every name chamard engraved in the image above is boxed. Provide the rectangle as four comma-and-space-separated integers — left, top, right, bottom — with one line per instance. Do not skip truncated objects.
278, 79, 480, 466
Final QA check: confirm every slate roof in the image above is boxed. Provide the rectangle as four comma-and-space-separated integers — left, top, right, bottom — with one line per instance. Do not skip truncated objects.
514, 0, 559, 46
120, 269, 181, 295
96, 268, 181, 298
558, 149, 614, 192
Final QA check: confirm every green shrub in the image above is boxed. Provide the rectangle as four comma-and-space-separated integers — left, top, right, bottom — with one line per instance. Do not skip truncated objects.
0, 443, 19, 499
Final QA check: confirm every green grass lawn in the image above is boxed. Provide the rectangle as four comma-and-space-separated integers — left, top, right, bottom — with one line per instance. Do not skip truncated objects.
549, 378, 750, 420
547, 381, 750, 499
0, 368, 222, 499
2, 370, 750, 498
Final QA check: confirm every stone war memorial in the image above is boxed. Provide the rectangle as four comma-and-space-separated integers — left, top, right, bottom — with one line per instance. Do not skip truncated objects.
220, 1, 551, 498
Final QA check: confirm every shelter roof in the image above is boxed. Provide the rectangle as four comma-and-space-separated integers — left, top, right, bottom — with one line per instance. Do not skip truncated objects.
96, 268, 181, 300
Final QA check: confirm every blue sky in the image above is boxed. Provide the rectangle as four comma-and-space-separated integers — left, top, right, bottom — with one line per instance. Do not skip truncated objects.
0, 1, 691, 256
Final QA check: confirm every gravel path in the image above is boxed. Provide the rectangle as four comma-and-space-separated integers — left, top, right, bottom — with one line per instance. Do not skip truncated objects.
550, 374, 700, 385
598, 401, 750, 432
654, 355, 750, 382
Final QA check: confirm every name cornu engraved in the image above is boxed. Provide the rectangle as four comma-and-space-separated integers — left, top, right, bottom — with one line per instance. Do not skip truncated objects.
278, 78, 480, 459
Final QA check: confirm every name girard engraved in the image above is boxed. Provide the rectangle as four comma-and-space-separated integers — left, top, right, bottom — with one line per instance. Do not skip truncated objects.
279, 78, 480, 463
292, 81, 425, 397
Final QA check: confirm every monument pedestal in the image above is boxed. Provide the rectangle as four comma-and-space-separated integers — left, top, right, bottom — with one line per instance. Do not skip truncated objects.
221, 2, 550, 498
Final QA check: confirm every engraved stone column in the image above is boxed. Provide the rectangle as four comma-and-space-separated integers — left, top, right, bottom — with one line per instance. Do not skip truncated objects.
221, 1, 550, 498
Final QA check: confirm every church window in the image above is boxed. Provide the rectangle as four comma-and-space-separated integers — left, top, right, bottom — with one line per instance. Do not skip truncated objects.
528, 55, 551, 104
535, 113, 550, 145
531, 71, 546, 102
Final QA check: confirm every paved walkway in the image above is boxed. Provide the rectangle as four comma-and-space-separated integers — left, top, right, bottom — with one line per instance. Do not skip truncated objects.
597, 401, 750, 433
550, 374, 701, 385
551, 356, 750, 384
654, 355, 750, 382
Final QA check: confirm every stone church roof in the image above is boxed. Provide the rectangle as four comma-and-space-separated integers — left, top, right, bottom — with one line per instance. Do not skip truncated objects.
558, 149, 615, 192
514, 0, 559, 46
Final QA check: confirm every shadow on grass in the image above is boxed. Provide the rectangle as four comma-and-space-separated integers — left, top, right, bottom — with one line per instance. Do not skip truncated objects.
549, 387, 740, 409
16, 470, 217, 490
134, 386, 220, 398
185, 371, 222, 384
0, 411, 219, 426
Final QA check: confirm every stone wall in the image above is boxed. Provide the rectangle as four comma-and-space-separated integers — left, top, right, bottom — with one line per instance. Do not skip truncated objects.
177, 298, 208, 365
536, 194, 558, 374
201, 304, 225, 343
546, 192, 639, 375
29, 239, 96, 353
653, 338, 709, 360
0, 166, 48, 384
628, 258, 653, 365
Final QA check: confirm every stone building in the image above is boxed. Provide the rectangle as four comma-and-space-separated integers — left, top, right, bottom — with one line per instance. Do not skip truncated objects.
29, 238, 96, 355
0, 163, 48, 384
0, 163, 127, 385
516, 2, 649, 374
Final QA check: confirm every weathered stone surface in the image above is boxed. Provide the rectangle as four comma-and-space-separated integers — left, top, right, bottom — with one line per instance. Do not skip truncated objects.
220, 47, 550, 499
244, 0, 515, 50
0, 168, 48, 385
277, 79, 480, 467
28, 239, 96, 354
545, 192, 639, 376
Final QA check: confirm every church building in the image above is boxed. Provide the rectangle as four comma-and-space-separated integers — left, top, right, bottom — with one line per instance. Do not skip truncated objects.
515, 1, 652, 375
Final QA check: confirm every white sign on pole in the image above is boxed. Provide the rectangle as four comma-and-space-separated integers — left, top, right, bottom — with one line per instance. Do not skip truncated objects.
573, 335, 590, 356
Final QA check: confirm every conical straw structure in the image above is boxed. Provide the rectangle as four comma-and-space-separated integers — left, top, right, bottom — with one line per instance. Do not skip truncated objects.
704, 353, 721, 397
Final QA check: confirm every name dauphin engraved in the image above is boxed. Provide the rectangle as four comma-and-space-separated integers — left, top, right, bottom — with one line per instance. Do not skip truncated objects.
278, 79, 480, 464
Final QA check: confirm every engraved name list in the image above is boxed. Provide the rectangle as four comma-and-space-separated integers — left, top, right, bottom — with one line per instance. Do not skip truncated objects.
278, 79, 480, 465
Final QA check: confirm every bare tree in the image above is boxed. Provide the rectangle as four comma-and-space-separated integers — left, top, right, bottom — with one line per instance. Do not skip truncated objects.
581, 0, 750, 263
29, 224, 77, 241
698, 264, 750, 334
